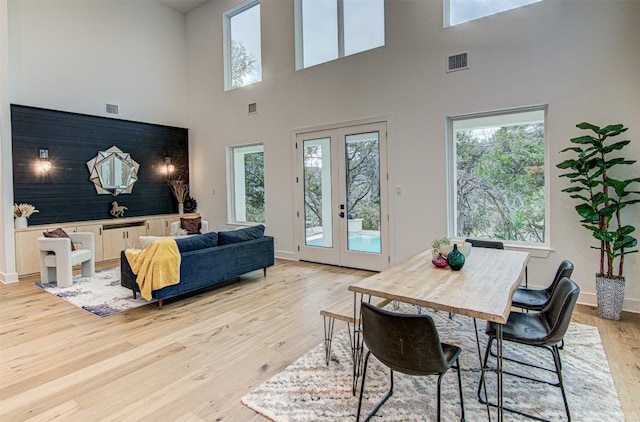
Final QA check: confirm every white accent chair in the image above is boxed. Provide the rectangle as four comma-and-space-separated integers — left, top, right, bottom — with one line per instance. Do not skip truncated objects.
37, 232, 95, 287
169, 220, 209, 235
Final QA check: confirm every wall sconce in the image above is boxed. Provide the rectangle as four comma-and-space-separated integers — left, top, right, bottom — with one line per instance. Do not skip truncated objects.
164, 155, 175, 175
39, 148, 52, 172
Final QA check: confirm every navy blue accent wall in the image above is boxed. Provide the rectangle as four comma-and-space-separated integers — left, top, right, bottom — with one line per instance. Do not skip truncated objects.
11, 105, 189, 225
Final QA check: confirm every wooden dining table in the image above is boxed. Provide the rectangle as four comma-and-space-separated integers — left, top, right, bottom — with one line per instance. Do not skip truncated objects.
348, 246, 530, 421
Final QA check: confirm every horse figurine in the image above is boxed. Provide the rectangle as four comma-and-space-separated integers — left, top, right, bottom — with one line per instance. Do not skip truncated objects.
110, 201, 127, 218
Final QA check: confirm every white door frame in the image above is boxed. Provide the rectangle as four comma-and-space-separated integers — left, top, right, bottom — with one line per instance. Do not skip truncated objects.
294, 118, 390, 272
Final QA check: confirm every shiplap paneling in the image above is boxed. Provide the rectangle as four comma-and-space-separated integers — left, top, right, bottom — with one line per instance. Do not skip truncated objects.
11, 105, 189, 225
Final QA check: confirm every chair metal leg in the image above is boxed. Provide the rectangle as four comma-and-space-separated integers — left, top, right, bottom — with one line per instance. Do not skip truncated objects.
356, 351, 370, 422
352, 292, 365, 396
357, 351, 394, 422
488, 342, 563, 381
437, 362, 465, 422
552, 345, 571, 421
455, 358, 466, 421
477, 336, 494, 403
437, 372, 444, 422
473, 318, 491, 421
479, 335, 572, 421
322, 315, 336, 366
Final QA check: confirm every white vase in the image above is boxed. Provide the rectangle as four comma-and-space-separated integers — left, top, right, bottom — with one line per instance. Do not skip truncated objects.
178, 203, 184, 215
15, 217, 28, 229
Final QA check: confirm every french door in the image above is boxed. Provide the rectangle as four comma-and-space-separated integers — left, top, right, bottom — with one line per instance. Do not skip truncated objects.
296, 122, 389, 272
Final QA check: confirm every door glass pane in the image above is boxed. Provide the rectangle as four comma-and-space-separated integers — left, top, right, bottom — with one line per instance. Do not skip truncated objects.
304, 138, 333, 248
345, 132, 381, 254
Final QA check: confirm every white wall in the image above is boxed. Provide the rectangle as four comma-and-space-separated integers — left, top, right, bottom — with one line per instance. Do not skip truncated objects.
1, 0, 18, 283
0, 0, 188, 283
186, 0, 640, 311
8, 0, 188, 126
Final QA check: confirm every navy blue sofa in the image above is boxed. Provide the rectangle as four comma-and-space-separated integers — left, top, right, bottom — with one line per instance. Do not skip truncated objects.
121, 228, 274, 309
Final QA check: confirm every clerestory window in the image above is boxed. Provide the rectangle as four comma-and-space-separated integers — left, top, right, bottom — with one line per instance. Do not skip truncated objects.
444, 0, 541, 27
223, 0, 262, 90
294, 0, 385, 70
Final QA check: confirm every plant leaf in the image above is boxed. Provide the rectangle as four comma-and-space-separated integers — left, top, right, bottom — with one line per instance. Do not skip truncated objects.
599, 124, 626, 136
593, 229, 614, 242
576, 122, 600, 132
601, 140, 631, 153
561, 186, 586, 193
598, 203, 618, 218
569, 194, 590, 202
617, 225, 635, 236
576, 204, 599, 222
556, 159, 580, 170
559, 146, 584, 153
570, 134, 597, 145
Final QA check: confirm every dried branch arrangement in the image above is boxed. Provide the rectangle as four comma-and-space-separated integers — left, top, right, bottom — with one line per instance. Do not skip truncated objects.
14, 203, 39, 218
168, 179, 189, 204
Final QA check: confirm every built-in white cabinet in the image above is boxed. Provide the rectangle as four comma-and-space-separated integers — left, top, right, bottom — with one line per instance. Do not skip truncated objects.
145, 217, 166, 237
164, 216, 182, 235
14, 213, 198, 276
102, 223, 147, 261
75, 223, 103, 262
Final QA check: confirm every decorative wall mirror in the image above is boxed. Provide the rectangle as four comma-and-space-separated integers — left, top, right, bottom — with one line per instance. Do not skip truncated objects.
86, 146, 140, 196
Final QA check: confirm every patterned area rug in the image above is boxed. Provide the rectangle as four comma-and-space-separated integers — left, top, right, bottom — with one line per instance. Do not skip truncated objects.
242, 305, 623, 421
35, 267, 152, 317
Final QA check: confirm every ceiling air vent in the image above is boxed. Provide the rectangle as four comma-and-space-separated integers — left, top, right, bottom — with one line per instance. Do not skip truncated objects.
447, 52, 468, 73
248, 103, 257, 115
105, 103, 119, 115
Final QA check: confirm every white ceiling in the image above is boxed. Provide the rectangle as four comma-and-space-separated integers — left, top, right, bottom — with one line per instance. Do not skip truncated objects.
156, 0, 209, 14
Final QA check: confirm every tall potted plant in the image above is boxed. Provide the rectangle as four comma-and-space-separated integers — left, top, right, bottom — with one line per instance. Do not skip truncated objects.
557, 122, 640, 320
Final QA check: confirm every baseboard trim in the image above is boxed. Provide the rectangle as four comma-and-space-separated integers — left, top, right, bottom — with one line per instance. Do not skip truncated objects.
0, 271, 19, 284
275, 250, 297, 261
579, 292, 639, 314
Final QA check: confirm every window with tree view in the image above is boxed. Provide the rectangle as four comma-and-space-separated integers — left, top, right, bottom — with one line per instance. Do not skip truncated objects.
228, 144, 265, 224
224, 0, 261, 90
447, 107, 547, 245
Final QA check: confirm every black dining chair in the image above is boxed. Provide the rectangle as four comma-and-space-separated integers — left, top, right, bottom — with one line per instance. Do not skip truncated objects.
356, 302, 465, 422
478, 276, 580, 421
464, 238, 504, 250
512, 259, 574, 311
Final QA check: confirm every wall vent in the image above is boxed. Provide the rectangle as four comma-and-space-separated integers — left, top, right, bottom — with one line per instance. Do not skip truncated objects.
447, 52, 468, 72
105, 104, 119, 114
248, 103, 257, 114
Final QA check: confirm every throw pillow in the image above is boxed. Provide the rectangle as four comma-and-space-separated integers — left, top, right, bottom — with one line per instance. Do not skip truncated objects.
181, 217, 202, 235
42, 228, 76, 251
175, 231, 219, 253
218, 224, 265, 245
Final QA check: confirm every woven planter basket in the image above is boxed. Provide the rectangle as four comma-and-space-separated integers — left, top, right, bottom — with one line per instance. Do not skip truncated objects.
595, 275, 625, 321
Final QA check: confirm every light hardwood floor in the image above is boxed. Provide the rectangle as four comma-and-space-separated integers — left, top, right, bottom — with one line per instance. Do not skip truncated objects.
1, 259, 638, 421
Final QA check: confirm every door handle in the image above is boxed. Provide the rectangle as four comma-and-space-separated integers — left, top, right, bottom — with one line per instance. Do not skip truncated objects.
339, 212, 345, 218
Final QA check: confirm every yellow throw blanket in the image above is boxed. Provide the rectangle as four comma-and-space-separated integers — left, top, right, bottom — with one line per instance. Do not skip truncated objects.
125, 238, 181, 301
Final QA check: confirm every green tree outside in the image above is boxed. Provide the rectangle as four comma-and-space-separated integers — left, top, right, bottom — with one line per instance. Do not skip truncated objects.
456, 124, 545, 243
244, 152, 265, 223
231, 40, 256, 89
